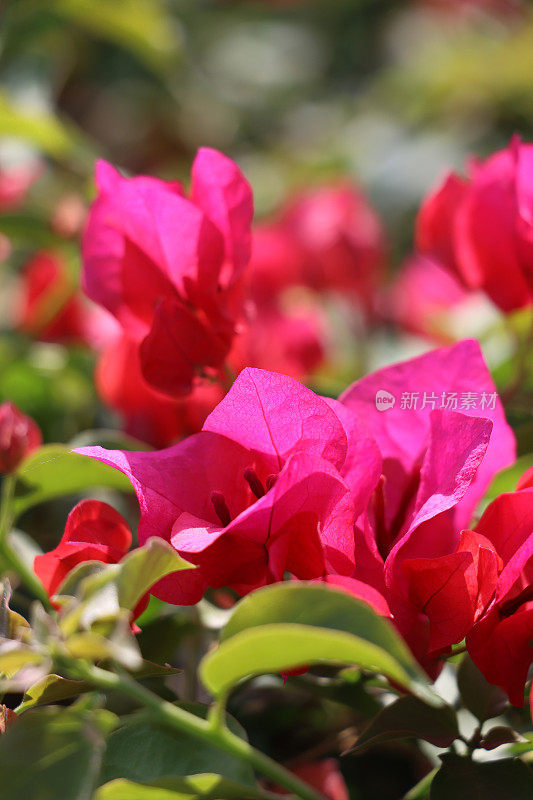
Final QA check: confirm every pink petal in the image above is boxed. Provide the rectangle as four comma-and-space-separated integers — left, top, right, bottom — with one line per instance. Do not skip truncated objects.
340, 339, 515, 531
204, 368, 347, 473
74, 432, 252, 544
191, 148, 253, 287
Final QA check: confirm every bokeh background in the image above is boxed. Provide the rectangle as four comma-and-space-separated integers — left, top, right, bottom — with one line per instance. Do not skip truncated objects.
1, 3, 532, 797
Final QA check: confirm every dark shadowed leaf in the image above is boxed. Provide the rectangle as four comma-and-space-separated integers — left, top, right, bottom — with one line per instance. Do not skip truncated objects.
430, 755, 533, 800
0, 704, 117, 800
480, 726, 520, 751
457, 655, 508, 722
346, 696, 459, 753
99, 705, 255, 788
404, 769, 436, 800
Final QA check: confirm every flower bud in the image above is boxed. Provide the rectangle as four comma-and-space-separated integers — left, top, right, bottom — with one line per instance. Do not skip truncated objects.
0, 402, 42, 474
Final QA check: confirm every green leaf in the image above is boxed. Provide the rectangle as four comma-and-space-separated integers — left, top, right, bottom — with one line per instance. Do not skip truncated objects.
0, 91, 87, 159
510, 733, 533, 756
58, 539, 193, 637
0, 704, 116, 800
65, 626, 142, 670
484, 455, 533, 504
95, 774, 272, 800
457, 655, 508, 722
13, 445, 133, 518
99, 706, 256, 788
430, 755, 533, 800
19, 661, 180, 712
404, 770, 436, 800
347, 696, 459, 753
0, 643, 44, 678
114, 538, 192, 612
201, 583, 433, 701
50, 0, 180, 74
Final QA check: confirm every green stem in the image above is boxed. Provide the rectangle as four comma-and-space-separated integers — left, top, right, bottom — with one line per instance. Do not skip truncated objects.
447, 642, 467, 658
207, 686, 230, 731
0, 474, 51, 609
69, 661, 327, 800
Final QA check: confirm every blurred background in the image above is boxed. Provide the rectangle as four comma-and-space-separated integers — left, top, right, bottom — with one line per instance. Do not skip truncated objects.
2, 0, 533, 441
1, 3, 533, 797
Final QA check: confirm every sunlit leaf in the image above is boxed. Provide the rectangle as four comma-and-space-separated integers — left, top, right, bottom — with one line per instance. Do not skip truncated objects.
201, 584, 434, 702
96, 774, 272, 800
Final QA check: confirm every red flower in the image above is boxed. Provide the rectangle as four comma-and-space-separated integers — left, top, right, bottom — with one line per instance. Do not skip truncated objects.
465, 473, 533, 706
34, 499, 132, 597
251, 184, 385, 313
0, 166, 38, 211
416, 137, 533, 313
337, 339, 515, 674
283, 184, 385, 309
17, 251, 114, 348
0, 402, 42, 474
96, 333, 223, 448
34, 499, 148, 621
82, 150, 253, 396
266, 759, 349, 800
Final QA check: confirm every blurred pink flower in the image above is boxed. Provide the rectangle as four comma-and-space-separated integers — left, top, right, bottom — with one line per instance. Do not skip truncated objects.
416, 137, 533, 313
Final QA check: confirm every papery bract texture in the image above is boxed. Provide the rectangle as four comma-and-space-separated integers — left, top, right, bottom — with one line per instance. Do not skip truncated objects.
339, 339, 515, 673
76, 369, 359, 605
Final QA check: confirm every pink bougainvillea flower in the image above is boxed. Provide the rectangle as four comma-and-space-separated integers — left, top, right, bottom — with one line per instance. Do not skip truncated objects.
465, 474, 533, 706
416, 137, 533, 312
0, 402, 42, 474
338, 339, 515, 672
230, 299, 326, 382
248, 224, 306, 306
0, 165, 39, 211
387, 254, 485, 343
17, 251, 115, 348
75, 369, 361, 605
250, 184, 385, 313
96, 332, 223, 448
282, 184, 385, 309
82, 149, 253, 396
34, 499, 132, 598
421, 0, 523, 18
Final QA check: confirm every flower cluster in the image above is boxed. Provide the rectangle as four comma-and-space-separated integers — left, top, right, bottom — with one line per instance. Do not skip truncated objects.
30, 146, 533, 723
75, 337, 521, 681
